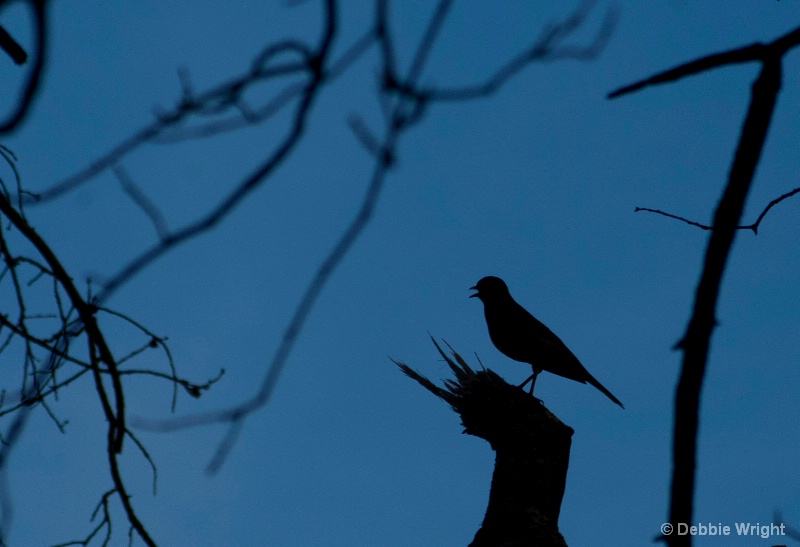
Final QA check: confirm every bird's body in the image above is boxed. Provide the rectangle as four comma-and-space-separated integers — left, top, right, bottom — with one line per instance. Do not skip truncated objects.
470, 276, 623, 408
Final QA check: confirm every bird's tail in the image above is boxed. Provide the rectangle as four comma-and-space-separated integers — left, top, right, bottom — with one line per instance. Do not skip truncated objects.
586, 374, 624, 408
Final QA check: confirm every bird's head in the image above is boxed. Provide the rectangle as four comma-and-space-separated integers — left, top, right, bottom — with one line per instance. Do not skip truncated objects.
469, 276, 510, 302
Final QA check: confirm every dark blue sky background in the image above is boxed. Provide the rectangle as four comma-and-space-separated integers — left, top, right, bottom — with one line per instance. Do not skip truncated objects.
1, 2, 798, 546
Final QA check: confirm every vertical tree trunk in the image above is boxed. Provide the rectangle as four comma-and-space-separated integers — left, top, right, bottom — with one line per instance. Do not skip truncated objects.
396, 340, 573, 546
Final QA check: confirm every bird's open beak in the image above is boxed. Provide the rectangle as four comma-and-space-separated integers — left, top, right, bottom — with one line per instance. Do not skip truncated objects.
469, 286, 479, 298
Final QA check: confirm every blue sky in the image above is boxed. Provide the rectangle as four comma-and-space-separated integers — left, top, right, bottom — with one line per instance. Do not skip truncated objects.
1, 2, 799, 546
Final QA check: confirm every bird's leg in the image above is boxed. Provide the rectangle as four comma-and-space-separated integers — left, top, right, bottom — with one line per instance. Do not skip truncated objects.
517, 373, 535, 390
517, 369, 540, 394
528, 369, 540, 395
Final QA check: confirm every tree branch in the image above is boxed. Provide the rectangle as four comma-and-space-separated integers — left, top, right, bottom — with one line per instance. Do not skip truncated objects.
634, 185, 800, 234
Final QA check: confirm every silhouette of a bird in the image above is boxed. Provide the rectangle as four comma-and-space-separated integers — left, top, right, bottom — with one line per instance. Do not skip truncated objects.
470, 276, 623, 408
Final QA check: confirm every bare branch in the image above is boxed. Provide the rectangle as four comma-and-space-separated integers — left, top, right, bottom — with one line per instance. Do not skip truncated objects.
635, 186, 800, 234
24, 123, 164, 204
749, 185, 800, 234
627, 49, 787, 547
609, 24, 800, 99
347, 114, 383, 160
609, 43, 765, 99
0, 0, 47, 134
0, 153, 196, 544
0, 25, 27, 65
114, 166, 170, 241
23, 29, 375, 205
388, 0, 618, 103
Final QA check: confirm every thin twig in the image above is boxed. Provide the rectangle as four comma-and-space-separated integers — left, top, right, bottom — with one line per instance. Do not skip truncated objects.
114, 166, 170, 241
0, 0, 46, 133
635, 186, 800, 234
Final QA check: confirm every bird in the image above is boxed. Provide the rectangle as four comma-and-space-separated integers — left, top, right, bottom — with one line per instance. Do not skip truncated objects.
470, 276, 624, 408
